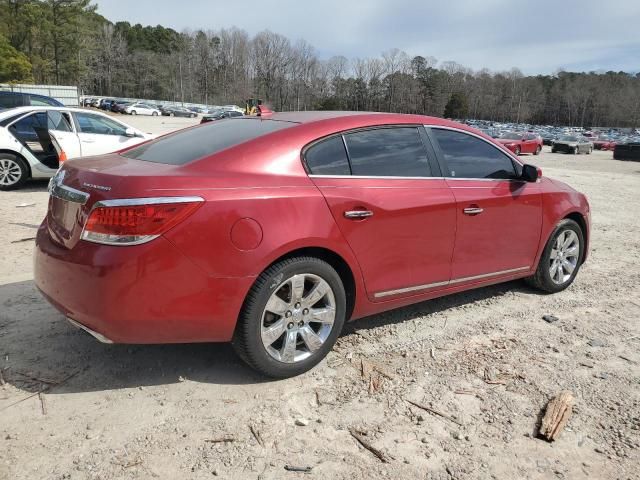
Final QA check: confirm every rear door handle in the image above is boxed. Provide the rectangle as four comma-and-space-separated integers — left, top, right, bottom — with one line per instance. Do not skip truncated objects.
463, 207, 484, 215
344, 210, 374, 219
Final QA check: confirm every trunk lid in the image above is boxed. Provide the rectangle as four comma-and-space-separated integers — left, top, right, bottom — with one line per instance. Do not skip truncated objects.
46, 155, 179, 249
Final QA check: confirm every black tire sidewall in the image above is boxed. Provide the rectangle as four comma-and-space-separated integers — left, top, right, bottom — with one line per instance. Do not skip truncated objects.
536, 219, 584, 293
0, 153, 29, 190
234, 257, 346, 378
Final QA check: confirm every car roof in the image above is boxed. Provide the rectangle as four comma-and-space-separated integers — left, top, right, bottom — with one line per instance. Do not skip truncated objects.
0, 105, 112, 120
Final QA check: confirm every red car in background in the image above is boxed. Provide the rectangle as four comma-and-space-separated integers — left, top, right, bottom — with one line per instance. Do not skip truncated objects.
593, 136, 616, 151
34, 112, 590, 378
496, 132, 543, 155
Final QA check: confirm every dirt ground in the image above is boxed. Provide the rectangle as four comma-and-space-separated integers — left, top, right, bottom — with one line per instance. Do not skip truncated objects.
1, 141, 639, 479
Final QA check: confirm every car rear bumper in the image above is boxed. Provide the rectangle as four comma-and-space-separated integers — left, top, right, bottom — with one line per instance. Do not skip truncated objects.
34, 222, 255, 344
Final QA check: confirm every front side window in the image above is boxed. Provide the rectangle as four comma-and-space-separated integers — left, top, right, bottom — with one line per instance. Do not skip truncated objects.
74, 113, 127, 136
305, 136, 350, 175
431, 128, 517, 179
343, 127, 431, 177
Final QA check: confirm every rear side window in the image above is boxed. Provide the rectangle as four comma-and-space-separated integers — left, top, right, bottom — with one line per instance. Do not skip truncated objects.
0, 93, 24, 109
305, 136, 350, 175
29, 95, 60, 106
431, 128, 517, 179
47, 111, 72, 132
122, 118, 295, 165
344, 127, 430, 177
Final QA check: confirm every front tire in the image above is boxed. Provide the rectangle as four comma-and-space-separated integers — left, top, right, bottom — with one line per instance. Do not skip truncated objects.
526, 219, 584, 293
534, 145, 541, 155
0, 154, 29, 190
233, 257, 346, 378
152, 111, 158, 116
131, 110, 137, 115
514, 146, 521, 155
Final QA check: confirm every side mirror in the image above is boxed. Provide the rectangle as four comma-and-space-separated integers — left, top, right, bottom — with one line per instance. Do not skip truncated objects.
124, 127, 136, 137
521, 164, 541, 182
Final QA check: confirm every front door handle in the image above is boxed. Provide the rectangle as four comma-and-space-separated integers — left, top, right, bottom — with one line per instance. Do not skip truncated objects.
344, 210, 374, 219
463, 207, 484, 215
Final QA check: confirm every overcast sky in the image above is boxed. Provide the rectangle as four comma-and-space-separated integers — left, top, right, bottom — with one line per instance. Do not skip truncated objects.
94, 0, 639, 75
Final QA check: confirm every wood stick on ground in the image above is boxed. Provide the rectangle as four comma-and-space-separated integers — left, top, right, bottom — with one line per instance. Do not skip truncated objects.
284, 465, 312, 472
539, 390, 575, 441
0, 370, 80, 412
406, 399, 464, 427
249, 425, 265, 447
38, 387, 47, 415
348, 429, 391, 463
205, 436, 236, 444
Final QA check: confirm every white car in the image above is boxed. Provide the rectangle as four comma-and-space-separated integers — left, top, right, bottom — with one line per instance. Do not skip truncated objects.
0, 106, 154, 190
124, 102, 160, 116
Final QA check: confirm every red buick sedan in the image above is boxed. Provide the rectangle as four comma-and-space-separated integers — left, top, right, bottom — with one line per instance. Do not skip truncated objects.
34, 112, 590, 377
496, 131, 543, 155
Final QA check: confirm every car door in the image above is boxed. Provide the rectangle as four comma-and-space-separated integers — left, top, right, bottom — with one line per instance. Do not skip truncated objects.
307, 126, 457, 301
46, 110, 82, 159
427, 127, 542, 282
72, 111, 141, 157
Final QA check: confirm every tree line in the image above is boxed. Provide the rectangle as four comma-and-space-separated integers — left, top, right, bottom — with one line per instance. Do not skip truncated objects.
1, 0, 639, 127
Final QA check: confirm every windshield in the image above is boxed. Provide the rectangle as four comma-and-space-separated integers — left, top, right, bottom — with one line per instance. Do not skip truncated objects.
498, 132, 523, 140
559, 135, 579, 142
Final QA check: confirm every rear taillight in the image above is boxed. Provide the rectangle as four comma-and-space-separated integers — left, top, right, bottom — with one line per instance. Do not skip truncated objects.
81, 197, 203, 246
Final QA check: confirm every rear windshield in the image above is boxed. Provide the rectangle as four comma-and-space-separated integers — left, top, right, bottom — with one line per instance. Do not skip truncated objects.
122, 118, 295, 165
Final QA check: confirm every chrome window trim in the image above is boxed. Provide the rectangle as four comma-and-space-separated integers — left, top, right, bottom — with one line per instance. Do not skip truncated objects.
93, 196, 204, 208
426, 124, 525, 181
309, 174, 442, 180
48, 170, 90, 205
374, 266, 530, 298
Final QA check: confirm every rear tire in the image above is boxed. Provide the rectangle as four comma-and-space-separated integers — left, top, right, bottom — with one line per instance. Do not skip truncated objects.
233, 257, 346, 378
0, 153, 29, 191
131, 110, 137, 115
152, 111, 158, 116
515, 146, 521, 155
534, 145, 541, 155
526, 219, 584, 293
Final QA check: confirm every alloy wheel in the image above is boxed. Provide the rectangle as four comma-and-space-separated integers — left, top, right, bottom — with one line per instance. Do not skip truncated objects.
260, 273, 336, 363
549, 230, 580, 285
0, 158, 22, 186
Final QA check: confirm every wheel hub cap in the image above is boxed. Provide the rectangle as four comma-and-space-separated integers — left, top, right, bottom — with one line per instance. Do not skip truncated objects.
260, 273, 336, 364
0, 159, 21, 186
549, 229, 580, 285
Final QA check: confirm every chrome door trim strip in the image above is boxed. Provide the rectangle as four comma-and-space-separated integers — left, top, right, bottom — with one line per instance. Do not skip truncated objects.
373, 266, 530, 298
374, 280, 450, 298
448, 266, 530, 285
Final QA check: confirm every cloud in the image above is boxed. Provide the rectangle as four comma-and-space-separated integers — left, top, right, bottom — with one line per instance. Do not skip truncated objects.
94, 0, 640, 74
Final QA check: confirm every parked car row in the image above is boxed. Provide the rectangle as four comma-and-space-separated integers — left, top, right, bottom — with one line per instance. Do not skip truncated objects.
82, 96, 245, 117
465, 118, 640, 157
